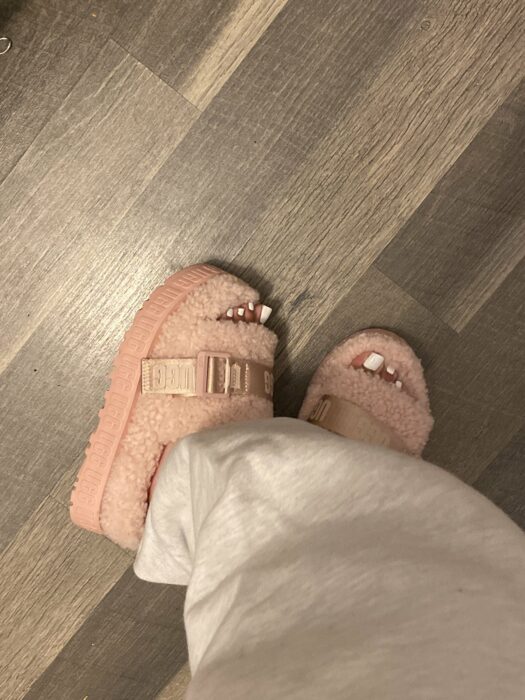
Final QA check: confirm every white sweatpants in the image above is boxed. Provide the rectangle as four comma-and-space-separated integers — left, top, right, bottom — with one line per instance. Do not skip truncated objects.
134, 418, 525, 699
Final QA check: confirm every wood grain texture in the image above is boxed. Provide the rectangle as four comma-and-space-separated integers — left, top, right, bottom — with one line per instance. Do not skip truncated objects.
114, 0, 289, 108
102, 1, 422, 279
23, 570, 187, 700
424, 258, 525, 482
0, 200, 226, 550
0, 39, 197, 373
0, 299, 119, 549
231, 0, 524, 367
376, 80, 525, 331
0, 40, 198, 552
0, 0, 129, 182
474, 427, 525, 529
0, 498, 130, 699
155, 665, 191, 700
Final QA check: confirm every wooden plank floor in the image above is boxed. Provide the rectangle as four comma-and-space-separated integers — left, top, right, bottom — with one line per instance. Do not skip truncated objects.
0, 1, 523, 697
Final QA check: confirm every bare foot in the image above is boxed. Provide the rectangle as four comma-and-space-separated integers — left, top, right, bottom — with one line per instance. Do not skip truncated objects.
220, 302, 272, 325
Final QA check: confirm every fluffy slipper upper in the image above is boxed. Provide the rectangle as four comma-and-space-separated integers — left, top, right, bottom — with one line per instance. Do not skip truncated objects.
100, 272, 277, 549
299, 331, 433, 457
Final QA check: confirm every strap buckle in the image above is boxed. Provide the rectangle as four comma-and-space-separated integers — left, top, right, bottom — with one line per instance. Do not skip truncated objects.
196, 351, 232, 397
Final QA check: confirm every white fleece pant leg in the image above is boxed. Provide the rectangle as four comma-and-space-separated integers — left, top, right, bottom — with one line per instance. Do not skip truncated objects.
134, 418, 525, 700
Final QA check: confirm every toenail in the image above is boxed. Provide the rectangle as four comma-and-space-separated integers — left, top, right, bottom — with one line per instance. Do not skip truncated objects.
260, 305, 272, 324
363, 352, 384, 371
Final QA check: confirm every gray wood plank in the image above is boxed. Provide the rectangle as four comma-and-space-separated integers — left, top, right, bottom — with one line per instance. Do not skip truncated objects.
113, 0, 289, 108
0, 39, 198, 374
0, 498, 130, 699
0, 0, 130, 182
375, 81, 525, 331
474, 427, 525, 530
228, 0, 523, 370
424, 259, 525, 482
1, 0, 131, 27
23, 569, 187, 700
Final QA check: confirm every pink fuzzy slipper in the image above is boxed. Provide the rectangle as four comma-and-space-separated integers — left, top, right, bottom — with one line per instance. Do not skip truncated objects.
299, 330, 433, 456
70, 264, 277, 549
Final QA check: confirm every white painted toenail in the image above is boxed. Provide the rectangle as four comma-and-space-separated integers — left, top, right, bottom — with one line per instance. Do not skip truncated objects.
226, 308, 234, 318
237, 307, 245, 317
363, 352, 384, 371
395, 380, 403, 389
386, 365, 396, 375
260, 305, 272, 324
248, 302, 255, 311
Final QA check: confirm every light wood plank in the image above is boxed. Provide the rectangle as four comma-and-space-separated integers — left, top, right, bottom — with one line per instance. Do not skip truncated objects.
0, 499, 130, 699
0, 39, 198, 374
156, 664, 191, 700
376, 81, 525, 331
114, 0, 289, 108
0, 0, 128, 182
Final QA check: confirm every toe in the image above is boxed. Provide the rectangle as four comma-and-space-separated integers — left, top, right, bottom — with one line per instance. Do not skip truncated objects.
220, 302, 271, 324
351, 351, 385, 373
351, 352, 401, 386
350, 350, 406, 393
351, 351, 373, 369
382, 364, 398, 383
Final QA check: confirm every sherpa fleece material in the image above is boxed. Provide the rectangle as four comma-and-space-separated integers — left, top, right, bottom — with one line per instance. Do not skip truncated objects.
100, 272, 277, 549
299, 331, 433, 455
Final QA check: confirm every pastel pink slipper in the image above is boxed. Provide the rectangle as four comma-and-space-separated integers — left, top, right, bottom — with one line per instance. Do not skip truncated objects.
299, 330, 433, 456
70, 264, 277, 549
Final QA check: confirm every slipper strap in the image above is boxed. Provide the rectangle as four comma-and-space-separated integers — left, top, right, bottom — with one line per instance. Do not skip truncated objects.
142, 351, 273, 400
308, 394, 409, 453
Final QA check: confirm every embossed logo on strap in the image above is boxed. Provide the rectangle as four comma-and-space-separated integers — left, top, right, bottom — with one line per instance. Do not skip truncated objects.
142, 358, 197, 395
